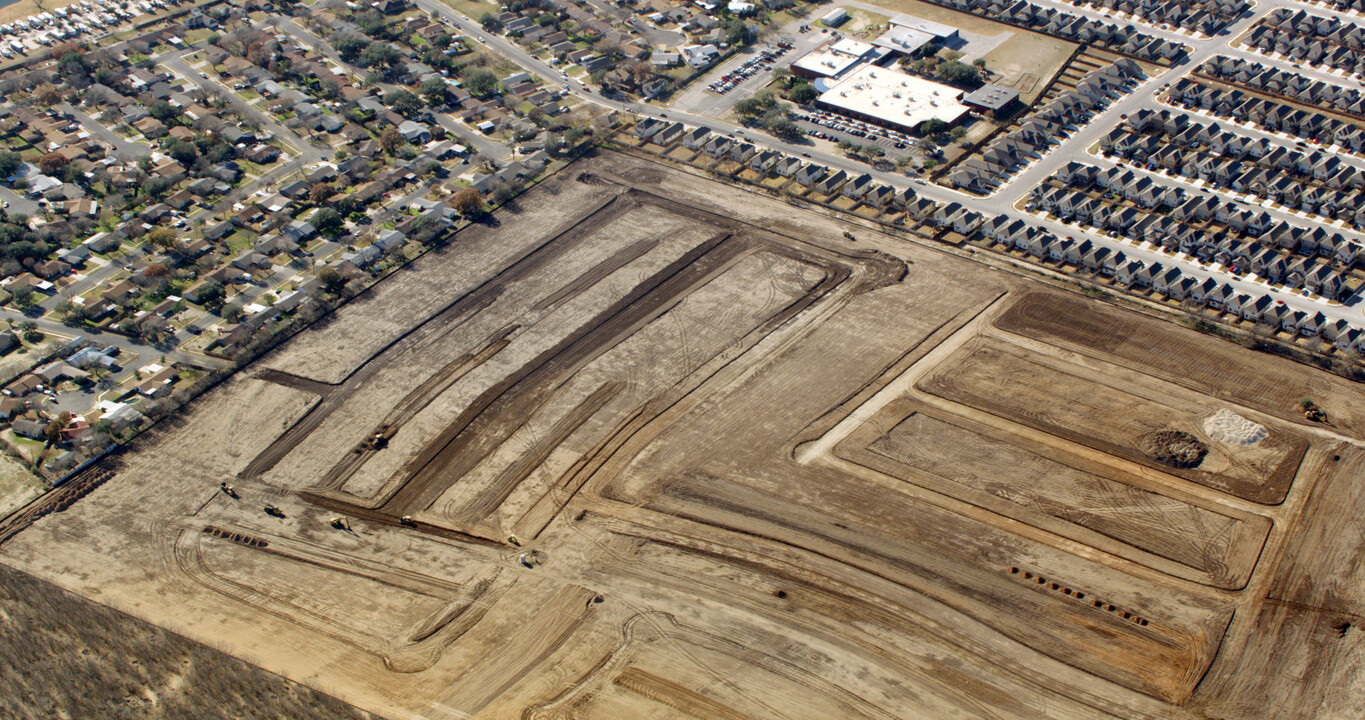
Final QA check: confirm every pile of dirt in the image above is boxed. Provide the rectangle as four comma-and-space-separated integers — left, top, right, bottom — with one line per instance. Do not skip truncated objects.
1140, 430, 1208, 469
1203, 409, 1267, 446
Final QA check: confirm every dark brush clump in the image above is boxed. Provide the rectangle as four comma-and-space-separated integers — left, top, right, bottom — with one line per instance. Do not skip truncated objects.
0, 564, 380, 720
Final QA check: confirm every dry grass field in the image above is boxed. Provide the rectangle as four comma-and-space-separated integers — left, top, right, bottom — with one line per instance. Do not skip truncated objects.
0, 453, 42, 520
1, 151, 1362, 719
0, 563, 376, 720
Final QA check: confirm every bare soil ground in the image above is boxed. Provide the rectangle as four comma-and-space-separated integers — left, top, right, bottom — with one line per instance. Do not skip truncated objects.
841, 400, 1270, 589
919, 336, 1307, 504
997, 291, 1365, 437
0, 152, 1362, 720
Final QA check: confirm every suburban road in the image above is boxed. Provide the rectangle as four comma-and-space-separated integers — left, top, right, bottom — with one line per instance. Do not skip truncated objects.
56, 102, 153, 162
272, 16, 512, 162
159, 52, 330, 165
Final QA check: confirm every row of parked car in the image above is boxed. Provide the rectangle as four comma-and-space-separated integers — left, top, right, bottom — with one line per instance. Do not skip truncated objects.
707, 43, 793, 95
793, 110, 916, 150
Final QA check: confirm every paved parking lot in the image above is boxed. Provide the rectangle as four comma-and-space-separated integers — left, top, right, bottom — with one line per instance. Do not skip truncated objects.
706, 43, 794, 95
792, 109, 941, 162
670, 21, 830, 117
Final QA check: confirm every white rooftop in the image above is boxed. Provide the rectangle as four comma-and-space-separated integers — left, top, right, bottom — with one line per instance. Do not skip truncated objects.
817, 65, 969, 130
888, 14, 960, 39
871, 25, 937, 54
792, 39, 877, 79
830, 38, 875, 56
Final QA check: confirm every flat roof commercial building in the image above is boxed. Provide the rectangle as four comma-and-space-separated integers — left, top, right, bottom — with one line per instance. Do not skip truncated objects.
871, 25, 939, 57
962, 83, 1022, 117
815, 65, 970, 133
888, 14, 960, 41
790, 38, 879, 80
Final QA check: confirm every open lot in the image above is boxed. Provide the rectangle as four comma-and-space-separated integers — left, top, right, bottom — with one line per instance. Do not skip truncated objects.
919, 336, 1307, 504
978, 29, 1078, 103
0, 453, 42, 520
1, 151, 1362, 720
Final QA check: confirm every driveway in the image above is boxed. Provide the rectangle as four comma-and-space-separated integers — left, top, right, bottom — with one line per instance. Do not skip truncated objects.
160, 53, 328, 165
56, 102, 153, 162
272, 17, 512, 162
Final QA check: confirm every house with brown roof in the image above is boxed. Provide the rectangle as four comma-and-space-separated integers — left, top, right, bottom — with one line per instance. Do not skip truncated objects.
102, 279, 140, 305
134, 117, 168, 139
136, 366, 179, 399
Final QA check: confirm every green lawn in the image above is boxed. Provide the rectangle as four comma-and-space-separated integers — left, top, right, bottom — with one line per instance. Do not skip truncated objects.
435, 0, 499, 20
225, 229, 254, 254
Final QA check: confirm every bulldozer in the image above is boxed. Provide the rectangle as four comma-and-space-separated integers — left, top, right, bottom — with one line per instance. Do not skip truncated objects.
399, 515, 416, 527
220, 482, 238, 498
263, 504, 284, 518
1300, 398, 1328, 423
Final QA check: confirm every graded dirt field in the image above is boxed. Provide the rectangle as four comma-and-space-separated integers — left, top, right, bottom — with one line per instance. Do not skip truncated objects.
1, 151, 1363, 720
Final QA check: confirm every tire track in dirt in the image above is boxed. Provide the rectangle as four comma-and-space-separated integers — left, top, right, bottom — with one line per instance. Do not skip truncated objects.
447, 381, 623, 529
367, 230, 745, 519
239, 193, 639, 483
311, 330, 516, 495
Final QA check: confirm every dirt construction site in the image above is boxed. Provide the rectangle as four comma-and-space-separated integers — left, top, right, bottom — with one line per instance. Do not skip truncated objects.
2, 151, 1364, 719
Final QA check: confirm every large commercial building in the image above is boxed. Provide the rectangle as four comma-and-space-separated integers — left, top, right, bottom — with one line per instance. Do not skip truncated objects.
815, 65, 971, 133
871, 25, 938, 57
887, 14, 961, 42
790, 38, 880, 80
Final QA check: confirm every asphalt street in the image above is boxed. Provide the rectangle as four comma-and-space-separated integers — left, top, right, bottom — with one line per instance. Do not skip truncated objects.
273, 16, 511, 162
159, 52, 330, 165
55, 102, 153, 162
